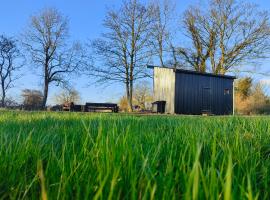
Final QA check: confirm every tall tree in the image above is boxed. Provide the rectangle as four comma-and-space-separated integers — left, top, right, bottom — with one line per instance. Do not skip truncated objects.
178, 7, 215, 72
178, 0, 270, 74
150, 0, 176, 67
0, 35, 23, 107
23, 8, 85, 109
90, 0, 154, 111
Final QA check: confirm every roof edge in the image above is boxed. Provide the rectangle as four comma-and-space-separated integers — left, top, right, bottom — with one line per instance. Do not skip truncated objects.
147, 65, 236, 79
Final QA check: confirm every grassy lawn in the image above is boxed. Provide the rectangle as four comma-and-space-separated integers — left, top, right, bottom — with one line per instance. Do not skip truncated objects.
0, 111, 269, 199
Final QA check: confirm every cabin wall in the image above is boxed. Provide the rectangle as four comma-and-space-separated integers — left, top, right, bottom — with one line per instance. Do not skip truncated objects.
153, 68, 175, 114
174, 73, 234, 115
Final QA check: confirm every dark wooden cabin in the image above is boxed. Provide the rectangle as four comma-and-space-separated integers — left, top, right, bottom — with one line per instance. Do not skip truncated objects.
148, 66, 236, 115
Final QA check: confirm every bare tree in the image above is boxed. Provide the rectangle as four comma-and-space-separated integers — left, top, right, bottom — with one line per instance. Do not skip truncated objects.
0, 35, 23, 107
149, 0, 176, 67
178, 0, 270, 74
235, 79, 268, 115
90, 0, 154, 111
22, 8, 86, 109
169, 44, 182, 69
54, 88, 81, 105
177, 6, 217, 72
21, 89, 43, 110
133, 81, 153, 110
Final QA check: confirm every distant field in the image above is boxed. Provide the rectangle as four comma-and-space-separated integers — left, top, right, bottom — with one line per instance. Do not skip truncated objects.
0, 111, 269, 199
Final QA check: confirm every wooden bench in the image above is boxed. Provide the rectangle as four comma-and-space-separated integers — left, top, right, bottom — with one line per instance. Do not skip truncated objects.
84, 103, 119, 113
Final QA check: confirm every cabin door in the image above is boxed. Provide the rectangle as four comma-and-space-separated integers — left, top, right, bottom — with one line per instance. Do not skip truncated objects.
202, 87, 211, 113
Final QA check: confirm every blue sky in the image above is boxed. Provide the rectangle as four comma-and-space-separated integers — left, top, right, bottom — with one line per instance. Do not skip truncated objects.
1, 0, 270, 104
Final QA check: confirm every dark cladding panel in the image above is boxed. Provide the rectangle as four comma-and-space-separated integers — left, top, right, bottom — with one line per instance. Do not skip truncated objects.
174, 71, 234, 115
210, 76, 233, 115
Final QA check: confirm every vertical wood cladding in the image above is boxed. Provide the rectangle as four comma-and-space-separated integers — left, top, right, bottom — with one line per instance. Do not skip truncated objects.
153, 67, 175, 114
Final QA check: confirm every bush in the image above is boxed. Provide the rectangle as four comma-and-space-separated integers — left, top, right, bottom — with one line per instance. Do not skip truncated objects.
235, 82, 269, 115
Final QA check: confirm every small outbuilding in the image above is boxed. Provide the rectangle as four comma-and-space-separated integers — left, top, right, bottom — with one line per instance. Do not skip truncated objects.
148, 66, 236, 115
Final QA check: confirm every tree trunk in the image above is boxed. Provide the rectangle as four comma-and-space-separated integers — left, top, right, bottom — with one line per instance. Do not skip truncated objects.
129, 80, 133, 112
126, 81, 133, 112
42, 79, 49, 110
159, 37, 164, 67
1, 92, 5, 108
1, 82, 5, 107
42, 58, 50, 110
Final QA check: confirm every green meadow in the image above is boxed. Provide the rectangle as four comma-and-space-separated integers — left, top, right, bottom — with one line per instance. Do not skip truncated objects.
0, 111, 269, 199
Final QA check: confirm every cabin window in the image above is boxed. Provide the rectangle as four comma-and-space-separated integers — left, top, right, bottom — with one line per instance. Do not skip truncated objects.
224, 89, 230, 95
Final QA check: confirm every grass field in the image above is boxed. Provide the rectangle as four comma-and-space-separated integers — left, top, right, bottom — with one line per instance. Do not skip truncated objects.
0, 111, 269, 199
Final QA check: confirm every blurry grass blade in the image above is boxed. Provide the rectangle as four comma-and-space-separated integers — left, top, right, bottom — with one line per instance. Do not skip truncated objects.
224, 153, 232, 200
37, 159, 48, 200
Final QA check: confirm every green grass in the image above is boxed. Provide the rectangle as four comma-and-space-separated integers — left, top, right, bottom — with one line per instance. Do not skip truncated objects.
0, 111, 269, 199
